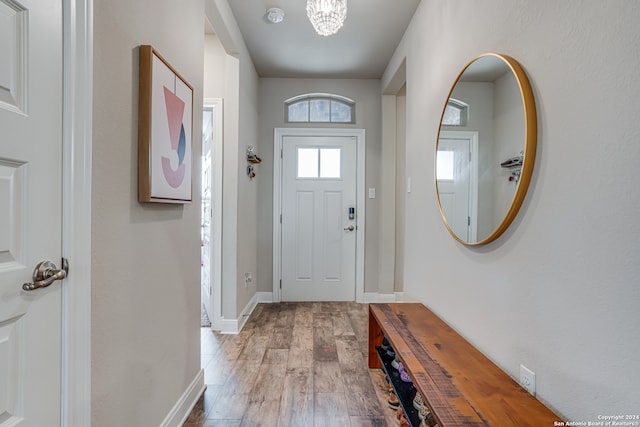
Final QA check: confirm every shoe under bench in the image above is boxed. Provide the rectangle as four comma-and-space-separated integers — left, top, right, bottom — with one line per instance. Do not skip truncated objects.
368, 303, 562, 427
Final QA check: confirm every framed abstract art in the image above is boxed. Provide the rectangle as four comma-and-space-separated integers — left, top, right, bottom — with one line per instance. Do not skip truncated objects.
138, 45, 193, 203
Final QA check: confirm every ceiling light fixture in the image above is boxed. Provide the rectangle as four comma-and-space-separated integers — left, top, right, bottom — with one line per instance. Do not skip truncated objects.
266, 7, 285, 24
306, 0, 347, 36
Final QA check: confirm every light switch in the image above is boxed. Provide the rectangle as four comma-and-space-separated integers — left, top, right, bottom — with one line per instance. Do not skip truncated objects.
368, 188, 376, 199
407, 177, 412, 193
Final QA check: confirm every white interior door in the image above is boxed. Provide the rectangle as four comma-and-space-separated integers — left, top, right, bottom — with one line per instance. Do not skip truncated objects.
0, 1, 64, 426
437, 133, 475, 241
281, 135, 357, 301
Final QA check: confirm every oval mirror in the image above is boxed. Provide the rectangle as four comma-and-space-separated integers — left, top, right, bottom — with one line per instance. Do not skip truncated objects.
435, 53, 536, 245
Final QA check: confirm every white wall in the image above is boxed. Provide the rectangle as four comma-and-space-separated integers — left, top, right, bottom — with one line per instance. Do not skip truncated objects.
235, 49, 260, 316
386, 0, 640, 420
394, 87, 407, 291
203, 30, 240, 320
204, 34, 227, 98
92, 0, 204, 425
205, 0, 260, 321
380, 95, 397, 294
257, 78, 382, 295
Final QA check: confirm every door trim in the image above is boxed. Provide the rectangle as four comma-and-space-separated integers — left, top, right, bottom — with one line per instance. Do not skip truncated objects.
203, 98, 223, 331
272, 128, 365, 303
62, 0, 92, 424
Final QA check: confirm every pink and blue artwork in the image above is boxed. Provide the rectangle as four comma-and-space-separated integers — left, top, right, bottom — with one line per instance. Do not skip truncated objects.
161, 86, 187, 189
148, 49, 192, 202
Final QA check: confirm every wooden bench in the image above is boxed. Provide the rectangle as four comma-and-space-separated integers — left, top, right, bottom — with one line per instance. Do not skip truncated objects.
368, 303, 562, 426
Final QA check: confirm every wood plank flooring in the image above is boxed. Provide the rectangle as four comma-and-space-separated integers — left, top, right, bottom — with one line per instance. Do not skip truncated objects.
183, 302, 397, 427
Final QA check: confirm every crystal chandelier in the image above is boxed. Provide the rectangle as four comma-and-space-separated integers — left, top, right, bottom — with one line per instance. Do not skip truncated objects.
306, 0, 348, 36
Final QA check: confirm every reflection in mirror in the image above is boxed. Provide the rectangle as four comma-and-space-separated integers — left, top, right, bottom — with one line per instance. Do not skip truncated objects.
436, 53, 536, 245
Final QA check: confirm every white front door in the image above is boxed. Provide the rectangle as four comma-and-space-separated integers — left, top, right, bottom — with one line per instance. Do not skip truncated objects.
281, 135, 357, 301
0, 1, 64, 426
437, 132, 478, 242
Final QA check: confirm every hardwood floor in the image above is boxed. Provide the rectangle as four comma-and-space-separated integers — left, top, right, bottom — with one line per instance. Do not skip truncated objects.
183, 302, 397, 427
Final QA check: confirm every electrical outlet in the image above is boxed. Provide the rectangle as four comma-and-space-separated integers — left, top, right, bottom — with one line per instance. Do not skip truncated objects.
519, 364, 536, 396
244, 272, 252, 288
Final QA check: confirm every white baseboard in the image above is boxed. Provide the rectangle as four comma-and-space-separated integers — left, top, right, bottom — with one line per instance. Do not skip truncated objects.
220, 293, 261, 334
159, 369, 205, 427
378, 293, 398, 302
254, 291, 406, 304
256, 292, 273, 303
363, 292, 377, 303
364, 292, 400, 303
219, 317, 239, 334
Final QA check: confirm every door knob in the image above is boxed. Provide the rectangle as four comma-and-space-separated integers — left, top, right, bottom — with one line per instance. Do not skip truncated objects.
22, 258, 69, 291
343, 225, 355, 231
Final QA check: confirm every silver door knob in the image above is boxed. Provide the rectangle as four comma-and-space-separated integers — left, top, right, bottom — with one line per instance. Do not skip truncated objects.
22, 259, 69, 291
343, 225, 355, 231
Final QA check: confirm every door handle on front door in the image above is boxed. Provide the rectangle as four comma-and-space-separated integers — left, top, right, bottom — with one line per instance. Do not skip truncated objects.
343, 225, 355, 232
22, 258, 69, 291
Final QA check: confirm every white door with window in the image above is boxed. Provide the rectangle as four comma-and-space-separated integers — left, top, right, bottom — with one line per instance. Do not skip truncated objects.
437, 131, 478, 242
0, 1, 65, 425
281, 135, 357, 301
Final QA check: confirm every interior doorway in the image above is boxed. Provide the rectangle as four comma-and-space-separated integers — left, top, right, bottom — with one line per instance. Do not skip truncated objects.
201, 99, 223, 329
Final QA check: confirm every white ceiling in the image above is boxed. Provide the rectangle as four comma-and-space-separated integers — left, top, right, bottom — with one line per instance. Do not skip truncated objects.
226, 0, 421, 79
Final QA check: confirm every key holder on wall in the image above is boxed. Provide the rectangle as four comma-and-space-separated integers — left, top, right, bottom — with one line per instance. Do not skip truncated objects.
246, 145, 262, 180
501, 152, 523, 183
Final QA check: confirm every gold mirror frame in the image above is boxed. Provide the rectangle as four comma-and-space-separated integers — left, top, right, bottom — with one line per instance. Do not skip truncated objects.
436, 53, 537, 246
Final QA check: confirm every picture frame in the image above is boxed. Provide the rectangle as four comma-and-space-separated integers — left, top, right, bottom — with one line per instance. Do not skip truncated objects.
138, 45, 193, 203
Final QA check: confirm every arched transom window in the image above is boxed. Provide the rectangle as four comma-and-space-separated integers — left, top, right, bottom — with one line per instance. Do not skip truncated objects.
285, 93, 355, 124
